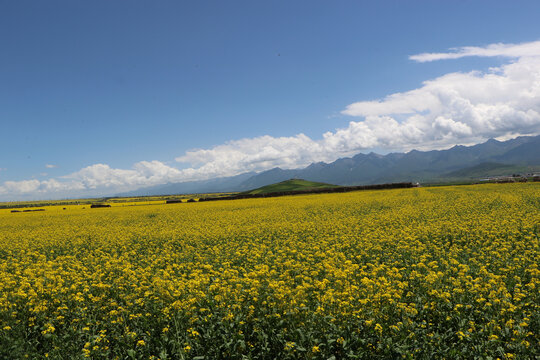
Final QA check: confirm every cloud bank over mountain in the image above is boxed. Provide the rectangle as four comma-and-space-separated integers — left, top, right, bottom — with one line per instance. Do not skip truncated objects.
2, 40, 540, 200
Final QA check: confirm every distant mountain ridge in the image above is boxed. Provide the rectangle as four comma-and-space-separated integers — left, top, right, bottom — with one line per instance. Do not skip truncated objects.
118, 135, 540, 196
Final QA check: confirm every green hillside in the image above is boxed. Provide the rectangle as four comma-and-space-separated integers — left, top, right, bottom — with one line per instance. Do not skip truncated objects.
244, 179, 340, 195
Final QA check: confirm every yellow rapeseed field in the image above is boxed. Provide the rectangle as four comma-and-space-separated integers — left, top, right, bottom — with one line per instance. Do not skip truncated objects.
0, 183, 538, 359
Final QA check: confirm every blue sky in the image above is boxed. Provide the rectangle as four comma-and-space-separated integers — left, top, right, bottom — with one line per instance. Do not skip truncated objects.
1, 1, 540, 200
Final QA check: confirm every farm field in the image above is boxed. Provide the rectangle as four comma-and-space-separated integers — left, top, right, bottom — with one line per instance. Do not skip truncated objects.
0, 192, 221, 210
0, 183, 538, 359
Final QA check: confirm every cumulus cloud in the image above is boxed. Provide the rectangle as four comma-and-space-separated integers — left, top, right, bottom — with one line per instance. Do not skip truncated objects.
177, 45, 540, 174
175, 134, 329, 178
2, 40, 540, 201
342, 47, 540, 149
2, 180, 41, 194
0, 161, 184, 199
64, 161, 183, 189
0, 178, 85, 198
45, 164, 57, 169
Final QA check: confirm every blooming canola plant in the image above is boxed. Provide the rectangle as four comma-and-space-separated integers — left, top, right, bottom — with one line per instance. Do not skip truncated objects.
0, 183, 538, 359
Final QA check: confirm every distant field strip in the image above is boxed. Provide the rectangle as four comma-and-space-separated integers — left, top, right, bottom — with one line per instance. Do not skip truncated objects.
0, 184, 538, 359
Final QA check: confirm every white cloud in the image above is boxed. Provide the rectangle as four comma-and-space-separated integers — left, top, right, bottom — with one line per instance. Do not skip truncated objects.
45, 164, 57, 169
0, 178, 85, 197
409, 40, 540, 62
173, 41, 540, 178
341, 50, 540, 149
176, 47, 540, 174
0, 161, 183, 199
2, 180, 41, 194
2, 40, 540, 201
63, 161, 184, 189
175, 134, 329, 178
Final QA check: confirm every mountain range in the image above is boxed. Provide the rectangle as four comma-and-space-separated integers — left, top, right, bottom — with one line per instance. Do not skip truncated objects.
118, 135, 540, 197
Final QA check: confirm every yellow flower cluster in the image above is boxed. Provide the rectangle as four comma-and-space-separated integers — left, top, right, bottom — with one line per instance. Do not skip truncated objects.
0, 183, 538, 359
